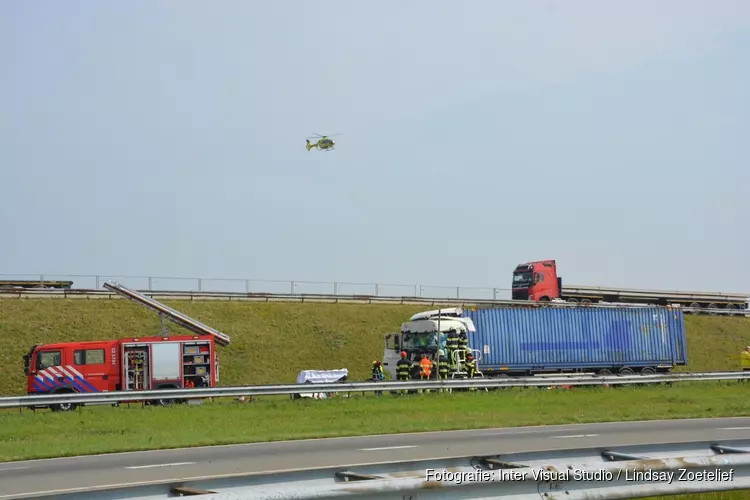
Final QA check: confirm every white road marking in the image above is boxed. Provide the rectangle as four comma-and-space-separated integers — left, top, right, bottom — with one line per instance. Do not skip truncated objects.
124, 462, 195, 469
0, 466, 28, 472
359, 446, 418, 451
719, 427, 750, 430
551, 434, 599, 439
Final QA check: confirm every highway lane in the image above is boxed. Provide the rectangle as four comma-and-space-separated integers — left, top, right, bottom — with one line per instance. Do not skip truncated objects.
2, 417, 750, 498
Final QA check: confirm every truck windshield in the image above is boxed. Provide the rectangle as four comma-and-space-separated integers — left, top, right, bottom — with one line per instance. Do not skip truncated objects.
402, 332, 440, 350
513, 272, 533, 286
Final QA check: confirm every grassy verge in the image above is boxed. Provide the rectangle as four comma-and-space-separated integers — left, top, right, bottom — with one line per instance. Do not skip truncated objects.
1, 299, 749, 395
1, 382, 748, 462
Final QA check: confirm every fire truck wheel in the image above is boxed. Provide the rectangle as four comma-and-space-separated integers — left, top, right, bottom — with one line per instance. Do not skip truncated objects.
51, 402, 77, 412
149, 385, 181, 406
48, 388, 78, 412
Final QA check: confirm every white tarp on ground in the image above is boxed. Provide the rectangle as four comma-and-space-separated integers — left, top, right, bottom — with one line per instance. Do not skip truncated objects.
296, 369, 349, 384
295, 369, 349, 399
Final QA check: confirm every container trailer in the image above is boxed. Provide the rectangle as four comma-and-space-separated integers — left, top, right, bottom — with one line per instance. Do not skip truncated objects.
382, 305, 688, 379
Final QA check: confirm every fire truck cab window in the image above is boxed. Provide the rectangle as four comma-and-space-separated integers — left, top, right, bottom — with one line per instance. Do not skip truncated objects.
37, 350, 61, 370
74, 349, 106, 365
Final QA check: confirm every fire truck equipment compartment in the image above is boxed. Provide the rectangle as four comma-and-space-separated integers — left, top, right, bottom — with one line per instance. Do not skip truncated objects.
150, 342, 182, 381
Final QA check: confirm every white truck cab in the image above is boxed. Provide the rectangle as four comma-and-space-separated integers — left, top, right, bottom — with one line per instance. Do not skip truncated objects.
382, 307, 476, 379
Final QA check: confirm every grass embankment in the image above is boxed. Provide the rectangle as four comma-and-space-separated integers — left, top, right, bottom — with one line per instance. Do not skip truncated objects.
1, 299, 750, 395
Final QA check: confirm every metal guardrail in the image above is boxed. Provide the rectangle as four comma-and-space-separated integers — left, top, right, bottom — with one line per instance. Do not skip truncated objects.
1, 287, 748, 315
3, 371, 749, 409
1, 272, 749, 305
22, 439, 750, 499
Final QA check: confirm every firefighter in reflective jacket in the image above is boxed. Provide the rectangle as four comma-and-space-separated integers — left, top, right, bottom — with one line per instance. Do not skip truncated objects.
371, 360, 385, 396
458, 331, 469, 354
396, 352, 412, 379
446, 329, 460, 373
396, 351, 412, 394
740, 346, 750, 384
465, 354, 477, 392
437, 349, 450, 392
437, 350, 449, 379
419, 353, 433, 393
742, 346, 750, 371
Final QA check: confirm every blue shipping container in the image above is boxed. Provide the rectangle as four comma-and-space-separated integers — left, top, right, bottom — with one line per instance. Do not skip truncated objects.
462, 306, 688, 373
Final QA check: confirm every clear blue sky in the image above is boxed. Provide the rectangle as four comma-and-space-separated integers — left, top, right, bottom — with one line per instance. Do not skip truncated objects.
2, 1, 749, 296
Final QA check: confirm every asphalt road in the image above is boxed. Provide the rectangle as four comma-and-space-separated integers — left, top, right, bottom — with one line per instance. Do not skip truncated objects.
2, 417, 750, 498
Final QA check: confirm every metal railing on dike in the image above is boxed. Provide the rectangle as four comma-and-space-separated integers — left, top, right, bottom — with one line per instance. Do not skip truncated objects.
0, 272, 516, 301
30, 439, 750, 499
2, 287, 749, 315
2, 371, 748, 409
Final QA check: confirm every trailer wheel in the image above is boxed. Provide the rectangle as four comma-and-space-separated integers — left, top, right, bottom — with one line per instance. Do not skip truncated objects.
494, 373, 510, 391
634, 367, 656, 387
615, 367, 635, 388
591, 369, 612, 390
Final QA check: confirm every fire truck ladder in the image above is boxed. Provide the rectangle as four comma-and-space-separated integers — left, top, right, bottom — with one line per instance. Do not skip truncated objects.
102, 281, 232, 347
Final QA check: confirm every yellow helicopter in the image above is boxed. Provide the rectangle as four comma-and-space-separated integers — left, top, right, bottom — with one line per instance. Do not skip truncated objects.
305, 133, 341, 151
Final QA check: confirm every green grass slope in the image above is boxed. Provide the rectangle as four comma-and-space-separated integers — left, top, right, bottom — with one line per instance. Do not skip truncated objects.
1, 299, 749, 395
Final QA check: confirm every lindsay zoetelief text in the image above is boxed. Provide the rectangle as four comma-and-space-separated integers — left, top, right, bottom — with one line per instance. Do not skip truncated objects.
425, 468, 735, 484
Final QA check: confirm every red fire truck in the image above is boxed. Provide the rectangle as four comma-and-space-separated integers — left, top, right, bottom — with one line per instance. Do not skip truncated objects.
22, 282, 232, 411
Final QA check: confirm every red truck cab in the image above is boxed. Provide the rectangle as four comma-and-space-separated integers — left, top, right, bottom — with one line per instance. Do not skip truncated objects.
25, 340, 121, 395
511, 259, 561, 302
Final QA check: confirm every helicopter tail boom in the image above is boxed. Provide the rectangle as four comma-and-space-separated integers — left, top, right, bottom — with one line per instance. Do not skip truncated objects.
305, 140, 316, 151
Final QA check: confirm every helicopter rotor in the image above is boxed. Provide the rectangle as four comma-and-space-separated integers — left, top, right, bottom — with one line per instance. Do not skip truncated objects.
307, 132, 343, 139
